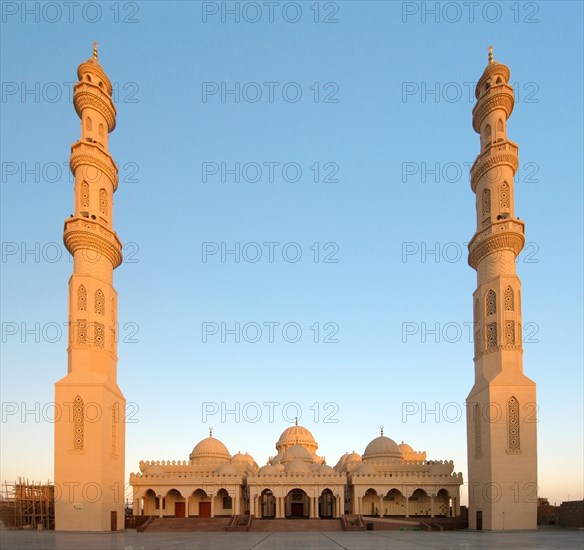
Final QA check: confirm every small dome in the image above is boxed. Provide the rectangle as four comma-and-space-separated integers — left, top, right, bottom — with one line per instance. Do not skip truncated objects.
399, 442, 414, 455
281, 444, 314, 464
363, 436, 402, 460
189, 436, 231, 462
346, 452, 362, 463
277, 425, 318, 454
258, 464, 279, 476
232, 452, 257, 467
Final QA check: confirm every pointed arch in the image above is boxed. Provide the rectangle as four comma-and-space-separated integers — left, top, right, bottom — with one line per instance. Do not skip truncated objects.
500, 181, 510, 210
483, 123, 492, 148
496, 118, 504, 133
77, 284, 87, 311
86, 117, 93, 132
507, 396, 520, 452
94, 289, 105, 315
98, 123, 104, 137
73, 395, 84, 450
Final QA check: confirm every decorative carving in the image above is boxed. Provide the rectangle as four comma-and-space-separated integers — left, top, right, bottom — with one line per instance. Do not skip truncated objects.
73, 86, 116, 131
472, 89, 514, 132
77, 319, 87, 344
482, 188, 491, 217
64, 226, 123, 268
474, 404, 482, 458
69, 142, 118, 190
94, 322, 104, 348
486, 322, 497, 350
73, 395, 84, 450
486, 290, 497, 316
500, 181, 510, 210
468, 231, 524, 269
99, 188, 108, 216
507, 397, 520, 452
94, 289, 105, 315
504, 320, 515, 345
77, 284, 87, 311
80, 180, 89, 208
504, 286, 514, 311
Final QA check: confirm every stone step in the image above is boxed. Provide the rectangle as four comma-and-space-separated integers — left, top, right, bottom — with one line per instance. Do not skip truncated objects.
249, 518, 344, 531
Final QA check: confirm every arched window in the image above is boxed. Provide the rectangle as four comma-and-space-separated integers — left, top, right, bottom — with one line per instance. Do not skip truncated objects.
487, 322, 497, 351
77, 285, 87, 311
496, 118, 504, 133
73, 395, 84, 450
483, 124, 492, 149
99, 189, 108, 216
507, 397, 520, 452
482, 188, 491, 217
504, 286, 514, 311
86, 117, 92, 132
98, 123, 104, 138
94, 289, 105, 315
486, 289, 496, 315
500, 182, 510, 210
80, 180, 89, 208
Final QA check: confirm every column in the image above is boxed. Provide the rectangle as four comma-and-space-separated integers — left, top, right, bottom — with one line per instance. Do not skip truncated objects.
210, 495, 215, 517
404, 495, 409, 518
158, 495, 163, 518
185, 499, 189, 518
234, 493, 239, 516
379, 495, 384, 517
430, 495, 435, 518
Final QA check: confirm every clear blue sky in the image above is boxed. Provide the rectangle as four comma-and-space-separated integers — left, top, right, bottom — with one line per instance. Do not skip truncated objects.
1, 1, 582, 506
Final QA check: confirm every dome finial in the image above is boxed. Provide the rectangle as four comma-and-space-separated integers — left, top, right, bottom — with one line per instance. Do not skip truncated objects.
209, 426, 213, 438
380, 425, 384, 436
93, 41, 98, 61
488, 45, 494, 64
295, 416, 298, 426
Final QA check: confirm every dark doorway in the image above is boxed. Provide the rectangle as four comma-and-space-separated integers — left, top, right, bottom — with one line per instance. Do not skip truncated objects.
110, 511, 117, 531
476, 510, 483, 530
175, 502, 185, 518
199, 502, 211, 518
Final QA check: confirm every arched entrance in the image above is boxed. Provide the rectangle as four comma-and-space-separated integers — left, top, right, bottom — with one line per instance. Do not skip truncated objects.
319, 489, 334, 518
260, 489, 276, 519
191, 489, 210, 517
436, 488, 450, 517
166, 488, 185, 518
363, 488, 379, 516
408, 488, 429, 516
285, 489, 309, 518
384, 488, 405, 516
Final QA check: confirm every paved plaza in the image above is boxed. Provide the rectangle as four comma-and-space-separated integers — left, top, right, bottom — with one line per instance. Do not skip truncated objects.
1, 529, 583, 549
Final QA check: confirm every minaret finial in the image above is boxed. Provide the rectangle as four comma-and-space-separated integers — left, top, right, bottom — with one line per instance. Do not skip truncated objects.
488, 45, 494, 64
380, 425, 384, 436
93, 41, 98, 61
209, 426, 213, 438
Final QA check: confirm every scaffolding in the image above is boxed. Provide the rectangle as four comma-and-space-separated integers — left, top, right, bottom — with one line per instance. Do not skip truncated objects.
0, 479, 55, 530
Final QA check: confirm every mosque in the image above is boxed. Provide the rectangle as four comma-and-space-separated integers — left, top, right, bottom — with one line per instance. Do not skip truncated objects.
53, 45, 537, 531
129, 423, 462, 519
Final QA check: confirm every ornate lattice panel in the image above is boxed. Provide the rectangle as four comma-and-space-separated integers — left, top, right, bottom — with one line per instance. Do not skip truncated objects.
94, 322, 104, 348
77, 285, 87, 311
500, 182, 510, 210
507, 397, 520, 452
80, 180, 89, 208
487, 322, 497, 350
94, 289, 105, 315
504, 320, 516, 345
482, 188, 491, 217
99, 188, 108, 216
486, 289, 497, 316
76, 319, 87, 344
73, 395, 84, 450
504, 285, 514, 311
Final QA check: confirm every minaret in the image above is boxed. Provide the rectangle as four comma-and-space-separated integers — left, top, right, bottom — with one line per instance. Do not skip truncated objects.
466, 48, 537, 530
54, 44, 126, 531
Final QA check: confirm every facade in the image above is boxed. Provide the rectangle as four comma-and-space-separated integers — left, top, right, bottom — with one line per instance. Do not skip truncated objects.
465, 49, 538, 530
129, 424, 463, 519
54, 45, 126, 531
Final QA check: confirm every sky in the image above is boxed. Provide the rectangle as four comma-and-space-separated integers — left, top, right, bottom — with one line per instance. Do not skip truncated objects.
1, 1, 582, 507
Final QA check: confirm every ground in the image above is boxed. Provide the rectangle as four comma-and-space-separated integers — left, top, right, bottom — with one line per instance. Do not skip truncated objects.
1, 529, 583, 549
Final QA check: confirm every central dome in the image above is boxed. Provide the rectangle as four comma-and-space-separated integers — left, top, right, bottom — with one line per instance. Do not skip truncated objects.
363, 435, 402, 461
276, 424, 318, 455
189, 436, 231, 462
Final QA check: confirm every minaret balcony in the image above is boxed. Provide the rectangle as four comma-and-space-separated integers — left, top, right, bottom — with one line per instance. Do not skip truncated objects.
63, 216, 122, 268
472, 83, 514, 132
69, 140, 118, 191
470, 140, 518, 192
468, 218, 525, 269
73, 80, 116, 132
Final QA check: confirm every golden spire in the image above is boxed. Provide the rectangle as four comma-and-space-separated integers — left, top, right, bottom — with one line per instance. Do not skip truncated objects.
93, 41, 98, 61
488, 45, 494, 64
209, 426, 213, 438
295, 417, 298, 426
380, 425, 384, 436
